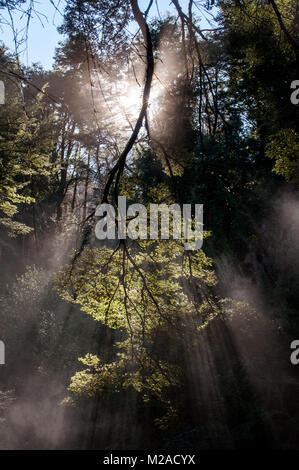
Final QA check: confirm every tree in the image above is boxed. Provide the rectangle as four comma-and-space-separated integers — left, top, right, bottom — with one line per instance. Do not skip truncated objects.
0, 50, 56, 236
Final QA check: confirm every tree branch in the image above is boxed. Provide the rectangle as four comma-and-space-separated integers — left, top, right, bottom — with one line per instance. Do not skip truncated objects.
102, 0, 154, 205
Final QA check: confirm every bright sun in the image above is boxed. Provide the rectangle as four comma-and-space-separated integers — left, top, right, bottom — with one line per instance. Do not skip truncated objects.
119, 88, 142, 110
119, 83, 162, 116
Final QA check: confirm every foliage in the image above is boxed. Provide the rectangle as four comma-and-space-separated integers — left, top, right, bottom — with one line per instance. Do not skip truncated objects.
266, 129, 299, 182
0, 57, 56, 235
56, 239, 262, 428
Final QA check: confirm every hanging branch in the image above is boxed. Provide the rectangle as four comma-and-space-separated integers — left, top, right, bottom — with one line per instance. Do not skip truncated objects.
70, 0, 154, 270
101, 0, 154, 205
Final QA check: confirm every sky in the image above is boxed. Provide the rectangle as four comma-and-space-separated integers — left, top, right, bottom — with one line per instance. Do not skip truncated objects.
1, 0, 217, 70
1, 0, 66, 69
